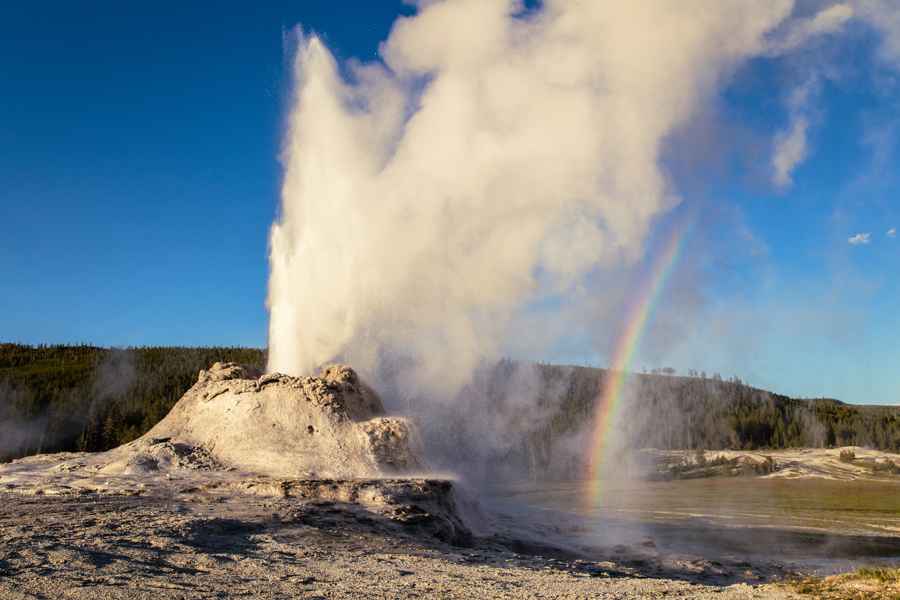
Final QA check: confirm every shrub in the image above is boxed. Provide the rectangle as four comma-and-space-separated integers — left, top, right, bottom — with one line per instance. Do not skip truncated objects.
693, 449, 707, 466
838, 449, 855, 463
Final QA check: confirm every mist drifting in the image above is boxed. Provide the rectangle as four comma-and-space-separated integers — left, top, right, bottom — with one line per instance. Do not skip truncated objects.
267, 1, 851, 399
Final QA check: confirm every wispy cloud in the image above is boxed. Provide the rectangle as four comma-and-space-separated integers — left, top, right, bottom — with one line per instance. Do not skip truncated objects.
767, 4, 854, 55
848, 232, 872, 245
768, 4, 856, 191
888, 228, 897, 238
772, 113, 810, 189
772, 80, 817, 190
853, 0, 900, 69
768, 1, 900, 193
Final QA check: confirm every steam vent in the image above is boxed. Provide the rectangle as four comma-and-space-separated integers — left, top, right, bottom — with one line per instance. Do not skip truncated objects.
101, 362, 425, 479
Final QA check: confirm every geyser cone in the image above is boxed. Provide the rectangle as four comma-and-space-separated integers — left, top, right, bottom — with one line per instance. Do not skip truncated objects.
103, 362, 425, 479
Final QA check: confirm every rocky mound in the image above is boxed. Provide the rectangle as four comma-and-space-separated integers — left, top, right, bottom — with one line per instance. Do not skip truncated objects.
97, 362, 424, 479
0, 364, 430, 492
639, 447, 900, 481
0, 364, 482, 548
643, 450, 777, 480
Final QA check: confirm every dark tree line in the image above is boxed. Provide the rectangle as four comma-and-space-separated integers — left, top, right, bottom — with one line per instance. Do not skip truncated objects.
521, 363, 900, 453
0, 344, 265, 462
2, 346, 898, 465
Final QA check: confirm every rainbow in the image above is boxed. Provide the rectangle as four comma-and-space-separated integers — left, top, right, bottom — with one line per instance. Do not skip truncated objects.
585, 214, 694, 496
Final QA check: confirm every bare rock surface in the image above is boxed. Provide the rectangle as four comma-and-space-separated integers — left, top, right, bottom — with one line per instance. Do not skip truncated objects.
641, 447, 900, 481
0, 492, 801, 600
0, 365, 865, 598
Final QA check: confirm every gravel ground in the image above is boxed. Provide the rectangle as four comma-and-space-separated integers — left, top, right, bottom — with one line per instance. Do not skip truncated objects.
0, 492, 799, 600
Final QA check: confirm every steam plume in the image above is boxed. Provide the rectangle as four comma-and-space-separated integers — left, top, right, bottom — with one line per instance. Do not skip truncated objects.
268, 1, 812, 398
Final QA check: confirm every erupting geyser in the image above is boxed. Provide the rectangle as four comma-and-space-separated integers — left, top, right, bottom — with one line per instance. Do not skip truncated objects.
265, 1, 852, 409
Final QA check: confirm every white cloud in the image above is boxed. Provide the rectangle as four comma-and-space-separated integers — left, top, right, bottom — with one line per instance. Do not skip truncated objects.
888, 228, 897, 238
768, 0, 900, 192
772, 79, 818, 190
767, 4, 854, 55
772, 114, 810, 189
852, 0, 900, 69
848, 232, 872, 245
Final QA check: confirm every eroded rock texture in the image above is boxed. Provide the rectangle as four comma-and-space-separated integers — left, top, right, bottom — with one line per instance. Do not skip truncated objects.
102, 362, 424, 479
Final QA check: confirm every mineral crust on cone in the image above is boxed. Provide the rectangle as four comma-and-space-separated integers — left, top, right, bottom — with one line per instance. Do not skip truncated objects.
99, 362, 425, 479
0, 364, 478, 546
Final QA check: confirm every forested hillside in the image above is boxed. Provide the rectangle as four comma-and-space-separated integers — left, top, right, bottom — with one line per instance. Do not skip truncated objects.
520, 363, 900, 457
1, 345, 899, 464
0, 344, 265, 461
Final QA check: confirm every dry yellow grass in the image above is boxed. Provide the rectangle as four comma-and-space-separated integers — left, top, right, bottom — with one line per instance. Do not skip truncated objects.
789, 567, 900, 599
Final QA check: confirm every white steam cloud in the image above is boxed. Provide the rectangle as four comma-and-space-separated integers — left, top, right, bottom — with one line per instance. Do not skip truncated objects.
772, 80, 816, 190
266, 0, 875, 399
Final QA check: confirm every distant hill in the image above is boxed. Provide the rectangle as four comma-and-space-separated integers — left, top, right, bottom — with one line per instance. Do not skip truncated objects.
0, 344, 265, 461
1, 344, 898, 463
517, 363, 900, 457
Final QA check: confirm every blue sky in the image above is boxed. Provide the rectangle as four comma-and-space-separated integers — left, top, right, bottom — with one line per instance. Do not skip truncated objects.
1, 1, 410, 347
1, 2, 897, 403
